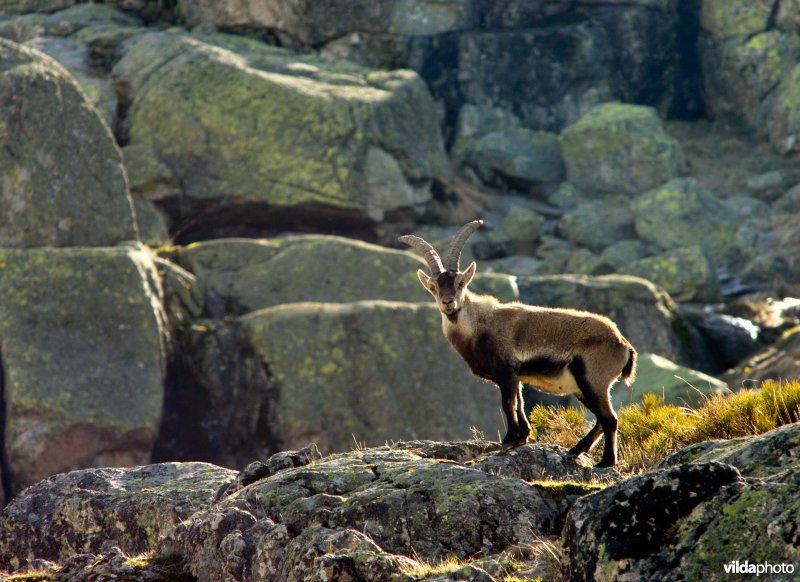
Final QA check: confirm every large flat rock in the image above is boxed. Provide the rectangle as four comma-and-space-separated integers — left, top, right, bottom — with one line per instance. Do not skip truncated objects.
0, 246, 167, 496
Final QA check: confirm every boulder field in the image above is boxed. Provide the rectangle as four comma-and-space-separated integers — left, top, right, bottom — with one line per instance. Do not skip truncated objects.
1, 3, 800, 579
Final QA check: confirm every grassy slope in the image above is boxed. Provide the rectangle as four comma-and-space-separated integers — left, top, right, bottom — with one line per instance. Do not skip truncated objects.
531, 379, 800, 473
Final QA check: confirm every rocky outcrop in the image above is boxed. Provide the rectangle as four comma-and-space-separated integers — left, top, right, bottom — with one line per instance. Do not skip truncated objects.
0, 38, 137, 247
168, 445, 568, 581
1, 440, 607, 580
179, 0, 474, 47
5, 424, 800, 580
185, 1, 680, 132
563, 422, 800, 581
699, 0, 800, 154
745, 183, 800, 293
23, 36, 117, 124
2, 8, 799, 572
112, 30, 449, 234
0, 462, 235, 571
622, 245, 719, 302
728, 327, 800, 388
0, 246, 167, 497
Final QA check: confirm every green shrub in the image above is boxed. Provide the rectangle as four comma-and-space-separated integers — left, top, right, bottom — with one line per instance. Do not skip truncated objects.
529, 380, 800, 472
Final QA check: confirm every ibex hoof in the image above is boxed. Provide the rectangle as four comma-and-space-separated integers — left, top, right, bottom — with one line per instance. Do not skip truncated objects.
499, 437, 528, 452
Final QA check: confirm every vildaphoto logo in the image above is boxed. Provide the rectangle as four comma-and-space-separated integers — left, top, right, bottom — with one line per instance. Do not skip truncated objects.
724, 560, 795, 577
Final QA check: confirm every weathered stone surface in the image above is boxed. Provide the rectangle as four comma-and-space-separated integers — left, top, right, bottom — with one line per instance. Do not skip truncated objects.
700, 0, 772, 41
632, 178, 744, 267
131, 198, 170, 247
179, 0, 473, 46
1, 440, 609, 579
556, 199, 636, 253
741, 185, 800, 292
615, 353, 729, 410
0, 38, 137, 247
122, 144, 180, 201
165, 444, 566, 580
622, 245, 719, 302
657, 421, 800, 477
461, 127, 565, 190
454, 22, 618, 132
559, 102, 685, 196
23, 36, 117, 125
240, 301, 505, 452
497, 206, 546, 243
0, 246, 167, 496
469, 442, 618, 484
565, 423, 800, 581
707, 31, 799, 123
563, 461, 745, 582
686, 310, 761, 372
0, 462, 236, 571
0, 0, 75, 13
727, 327, 800, 388
600, 239, 654, 268
518, 274, 688, 364
332, 3, 678, 132
215, 443, 322, 501
178, 236, 431, 312
698, 0, 800, 154
113, 31, 449, 226
177, 235, 518, 314
767, 61, 800, 153
0, 3, 142, 44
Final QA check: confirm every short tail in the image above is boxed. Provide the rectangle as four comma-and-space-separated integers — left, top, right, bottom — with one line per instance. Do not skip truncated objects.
621, 345, 637, 386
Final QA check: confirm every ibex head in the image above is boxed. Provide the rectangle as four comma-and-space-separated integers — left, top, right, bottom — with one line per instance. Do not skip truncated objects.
399, 220, 483, 316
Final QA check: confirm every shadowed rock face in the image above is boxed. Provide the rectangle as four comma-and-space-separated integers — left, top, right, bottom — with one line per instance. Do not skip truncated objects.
563, 422, 800, 581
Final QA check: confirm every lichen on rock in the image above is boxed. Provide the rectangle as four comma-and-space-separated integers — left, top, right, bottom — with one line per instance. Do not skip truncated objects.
113, 30, 449, 223
240, 301, 504, 452
559, 102, 685, 197
0, 38, 138, 248
0, 245, 167, 496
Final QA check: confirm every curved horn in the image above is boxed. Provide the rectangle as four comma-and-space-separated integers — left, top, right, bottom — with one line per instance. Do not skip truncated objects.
444, 220, 483, 271
398, 234, 444, 275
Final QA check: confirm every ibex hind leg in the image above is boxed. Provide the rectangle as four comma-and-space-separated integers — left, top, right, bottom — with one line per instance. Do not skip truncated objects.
569, 420, 603, 457
569, 357, 619, 468
513, 381, 531, 447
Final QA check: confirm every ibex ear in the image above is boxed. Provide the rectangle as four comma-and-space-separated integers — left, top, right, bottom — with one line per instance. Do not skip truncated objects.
461, 261, 477, 287
416, 269, 433, 290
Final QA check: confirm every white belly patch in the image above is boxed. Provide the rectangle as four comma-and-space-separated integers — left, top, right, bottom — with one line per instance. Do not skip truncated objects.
520, 368, 582, 397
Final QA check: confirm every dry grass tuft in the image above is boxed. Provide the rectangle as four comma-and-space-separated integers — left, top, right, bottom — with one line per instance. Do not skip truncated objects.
529, 379, 800, 472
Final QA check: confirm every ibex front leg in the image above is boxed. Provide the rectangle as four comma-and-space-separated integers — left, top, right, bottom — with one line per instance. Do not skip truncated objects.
497, 369, 531, 450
